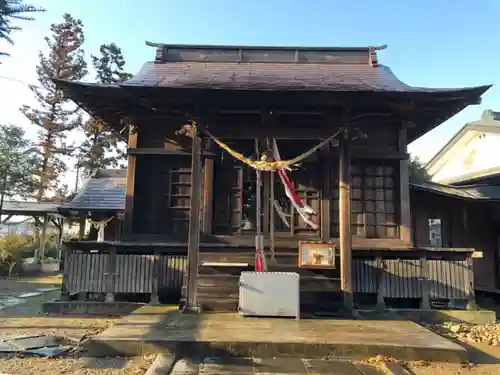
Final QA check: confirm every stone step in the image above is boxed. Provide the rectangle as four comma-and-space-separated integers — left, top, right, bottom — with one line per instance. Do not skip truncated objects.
167, 357, 388, 375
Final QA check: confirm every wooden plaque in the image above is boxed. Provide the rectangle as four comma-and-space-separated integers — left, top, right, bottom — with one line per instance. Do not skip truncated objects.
298, 241, 336, 269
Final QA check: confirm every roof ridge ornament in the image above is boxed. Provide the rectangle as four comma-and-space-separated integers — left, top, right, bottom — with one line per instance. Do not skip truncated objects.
146, 41, 165, 63
368, 45, 387, 67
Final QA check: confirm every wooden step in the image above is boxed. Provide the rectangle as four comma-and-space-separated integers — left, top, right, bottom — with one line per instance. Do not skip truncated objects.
197, 285, 240, 299
198, 264, 252, 276
198, 274, 240, 288
198, 297, 239, 312
200, 252, 254, 263
300, 276, 341, 291
266, 265, 341, 278
300, 290, 342, 304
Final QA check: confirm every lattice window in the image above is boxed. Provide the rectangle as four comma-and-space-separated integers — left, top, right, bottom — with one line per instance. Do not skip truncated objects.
168, 164, 192, 234
331, 162, 399, 238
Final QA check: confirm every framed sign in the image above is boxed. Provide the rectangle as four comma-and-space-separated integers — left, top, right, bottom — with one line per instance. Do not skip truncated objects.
298, 241, 336, 269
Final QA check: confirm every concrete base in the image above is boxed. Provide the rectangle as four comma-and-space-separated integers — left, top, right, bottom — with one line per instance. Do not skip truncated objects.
42, 301, 144, 316
356, 308, 497, 325
85, 305, 467, 363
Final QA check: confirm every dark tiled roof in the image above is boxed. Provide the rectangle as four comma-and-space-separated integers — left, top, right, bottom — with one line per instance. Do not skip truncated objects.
2, 201, 61, 214
120, 61, 489, 94
410, 181, 500, 201
55, 43, 492, 95
63, 169, 126, 211
53, 43, 491, 145
459, 184, 500, 200
111, 43, 490, 94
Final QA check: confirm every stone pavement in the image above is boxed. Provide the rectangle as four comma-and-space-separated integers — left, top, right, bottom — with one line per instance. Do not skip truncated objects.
169, 357, 387, 375
90, 306, 466, 362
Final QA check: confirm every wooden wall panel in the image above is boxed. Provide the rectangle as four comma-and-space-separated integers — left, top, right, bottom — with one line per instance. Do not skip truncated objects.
133, 155, 192, 238
351, 123, 399, 153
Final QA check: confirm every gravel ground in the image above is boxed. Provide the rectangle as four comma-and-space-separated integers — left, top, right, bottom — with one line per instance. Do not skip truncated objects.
0, 354, 156, 375
0, 316, 116, 340
422, 321, 500, 346
408, 361, 500, 375
0, 316, 125, 375
405, 320, 500, 375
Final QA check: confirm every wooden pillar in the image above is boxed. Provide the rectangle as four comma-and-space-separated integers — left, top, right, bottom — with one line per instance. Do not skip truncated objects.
339, 129, 353, 310
202, 156, 214, 235
78, 216, 86, 239
150, 253, 160, 305
60, 243, 71, 301
376, 255, 386, 310
321, 146, 332, 241
56, 218, 64, 265
466, 256, 477, 310
420, 255, 431, 309
123, 124, 138, 235
39, 214, 49, 265
105, 247, 117, 303
185, 123, 203, 312
398, 124, 412, 245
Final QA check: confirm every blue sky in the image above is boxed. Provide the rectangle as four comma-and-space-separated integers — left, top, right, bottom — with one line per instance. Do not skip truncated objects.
0, 0, 499, 170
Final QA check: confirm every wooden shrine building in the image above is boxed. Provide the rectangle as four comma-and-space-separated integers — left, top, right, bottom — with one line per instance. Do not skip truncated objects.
55, 43, 491, 314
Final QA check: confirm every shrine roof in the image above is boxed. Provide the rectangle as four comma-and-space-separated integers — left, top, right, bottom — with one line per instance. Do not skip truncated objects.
54, 43, 491, 143
57, 43, 490, 94
100, 43, 485, 93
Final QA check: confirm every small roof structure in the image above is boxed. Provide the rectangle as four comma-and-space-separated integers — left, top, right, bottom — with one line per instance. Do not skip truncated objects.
61, 168, 500, 214
410, 181, 500, 201
54, 43, 491, 143
2, 201, 61, 216
60, 169, 125, 212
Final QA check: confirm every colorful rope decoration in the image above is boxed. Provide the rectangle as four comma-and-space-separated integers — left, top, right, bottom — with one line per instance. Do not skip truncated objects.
204, 128, 343, 171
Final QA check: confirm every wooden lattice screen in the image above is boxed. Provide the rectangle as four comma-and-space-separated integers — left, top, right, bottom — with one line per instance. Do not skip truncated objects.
331, 162, 399, 238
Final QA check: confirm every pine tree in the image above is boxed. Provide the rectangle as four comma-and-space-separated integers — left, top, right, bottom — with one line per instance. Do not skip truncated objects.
409, 156, 431, 183
20, 13, 87, 201
76, 43, 131, 177
0, 0, 45, 57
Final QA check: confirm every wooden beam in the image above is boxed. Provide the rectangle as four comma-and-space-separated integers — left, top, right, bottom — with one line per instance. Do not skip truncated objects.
123, 124, 138, 235
398, 124, 412, 245
127, 148, 215, 156
339, 128, 353, 310
184, 122, 203, 311
215, 127, 342, 139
